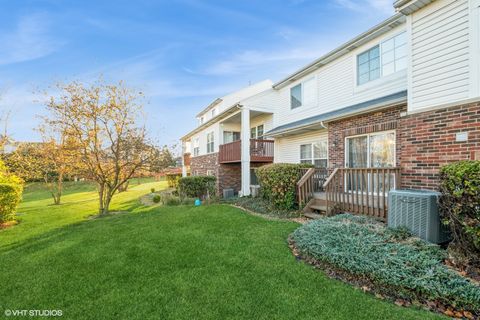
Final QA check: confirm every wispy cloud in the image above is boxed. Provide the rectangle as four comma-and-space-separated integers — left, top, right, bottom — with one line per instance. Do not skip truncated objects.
0, 13, 63, 65
334, 0, 394, 15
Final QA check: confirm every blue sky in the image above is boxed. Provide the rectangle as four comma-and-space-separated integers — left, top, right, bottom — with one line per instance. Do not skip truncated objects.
0, 0, 393, 147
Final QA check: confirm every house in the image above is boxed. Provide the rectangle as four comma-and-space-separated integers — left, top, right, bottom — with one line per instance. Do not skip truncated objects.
181, 0, 480, 215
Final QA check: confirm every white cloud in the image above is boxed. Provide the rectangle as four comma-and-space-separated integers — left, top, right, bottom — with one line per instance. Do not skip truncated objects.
0, 13, 63, 65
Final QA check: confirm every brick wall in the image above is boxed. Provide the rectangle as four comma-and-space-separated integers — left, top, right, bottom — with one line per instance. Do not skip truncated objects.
190, 153, 218, 176
328, 105, 406, 170
218, 163, 241, 195
400, 102, 480, 190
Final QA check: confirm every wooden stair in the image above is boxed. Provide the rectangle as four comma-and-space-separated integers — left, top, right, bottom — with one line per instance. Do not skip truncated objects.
303, 192, 327, 219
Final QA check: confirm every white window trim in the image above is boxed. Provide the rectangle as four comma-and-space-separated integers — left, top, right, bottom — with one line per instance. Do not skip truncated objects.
250, 124, 265, 139
290, 76, 317, 110
354, 31, 407, 90
299, 139, 328, 167
344, 130, 397, 168
206, 131, 215, 154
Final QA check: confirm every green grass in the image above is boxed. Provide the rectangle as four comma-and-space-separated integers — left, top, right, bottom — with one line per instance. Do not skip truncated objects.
0, 181, 443, 319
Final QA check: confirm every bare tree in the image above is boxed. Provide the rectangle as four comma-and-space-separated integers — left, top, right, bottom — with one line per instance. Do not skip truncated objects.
45, 80, 154, 215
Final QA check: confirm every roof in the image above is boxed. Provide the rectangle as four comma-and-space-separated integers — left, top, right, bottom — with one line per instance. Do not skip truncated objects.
196, 98, 222, 118
393, 0, 435, 14
266, 91, 407, 137
273, 13, 406, 89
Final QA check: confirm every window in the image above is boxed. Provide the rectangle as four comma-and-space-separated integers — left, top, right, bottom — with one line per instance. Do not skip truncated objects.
250, 125, 264, 139
357, 45, 380, 85
207, 132, 214, 153
290, 84, 302, 109
199, 116, 204, 125
193, 138, 200, 157
382, 32, 407, 76
223, 131, 240, 144
357, 31, 407, 85
211, 108, 217, 118
346, 131, 395, 168
300, 140, 328, 167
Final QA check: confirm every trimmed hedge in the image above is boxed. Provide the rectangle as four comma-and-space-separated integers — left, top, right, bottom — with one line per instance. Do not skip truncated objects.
292, 214, 480, 312
439, 160, 480, 266
256, 163, 313, 210
0, 183, 22, 223
177, 176, 216, 199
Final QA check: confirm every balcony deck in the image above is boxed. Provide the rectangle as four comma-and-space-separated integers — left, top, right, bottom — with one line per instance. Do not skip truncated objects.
219, 139, 274, 164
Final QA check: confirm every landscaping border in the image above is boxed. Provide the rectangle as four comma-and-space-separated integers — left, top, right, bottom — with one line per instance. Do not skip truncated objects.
288, 237, 478, 319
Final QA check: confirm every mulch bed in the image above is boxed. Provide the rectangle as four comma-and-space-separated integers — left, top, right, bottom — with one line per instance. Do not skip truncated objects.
288, 237, 479, 319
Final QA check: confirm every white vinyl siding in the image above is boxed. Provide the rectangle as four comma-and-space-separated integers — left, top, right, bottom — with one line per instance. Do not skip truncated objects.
193, 138, 200, 157
273, 23, 407, 130
410, 0, 470, 111
289, 77, 316, 109
290, 84, 302, 109
275, 130, 328, 164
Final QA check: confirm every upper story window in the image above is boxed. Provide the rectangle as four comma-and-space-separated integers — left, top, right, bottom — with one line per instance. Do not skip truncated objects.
290, 77, 316, 109
357, 46, 380, 85
211, 108, 217, 118
199, 116, 204, 125
193, 138, 200, 157
250, 125, 264, 139
382, 32, 407, 76
357, 31, 407, 85
207, 132, 215, 153
290, 84, 302, 109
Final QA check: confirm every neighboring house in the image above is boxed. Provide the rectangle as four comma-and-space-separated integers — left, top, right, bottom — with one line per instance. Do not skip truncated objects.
181, 0, 480, 214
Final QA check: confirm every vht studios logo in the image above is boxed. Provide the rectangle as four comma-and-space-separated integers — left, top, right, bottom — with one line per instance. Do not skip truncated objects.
4, 309, 63, 317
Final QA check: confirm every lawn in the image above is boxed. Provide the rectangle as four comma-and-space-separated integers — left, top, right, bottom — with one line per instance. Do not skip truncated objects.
0, 181, 443, 319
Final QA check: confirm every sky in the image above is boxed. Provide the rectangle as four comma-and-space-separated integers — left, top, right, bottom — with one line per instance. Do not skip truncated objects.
0, 0, 394, 148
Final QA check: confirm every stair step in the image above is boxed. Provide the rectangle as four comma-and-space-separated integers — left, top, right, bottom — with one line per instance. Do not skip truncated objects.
309, 205, 327, 212
304, 212, 323, 220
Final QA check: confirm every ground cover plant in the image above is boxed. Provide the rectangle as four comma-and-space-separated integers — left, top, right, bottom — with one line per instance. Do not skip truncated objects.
0, 181, 442, 319
291, 214, 480, 317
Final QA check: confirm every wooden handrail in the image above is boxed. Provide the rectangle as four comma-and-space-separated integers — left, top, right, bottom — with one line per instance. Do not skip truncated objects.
297, 167, 328, 207
323, 167, 401, 220
297, 168, 315, 186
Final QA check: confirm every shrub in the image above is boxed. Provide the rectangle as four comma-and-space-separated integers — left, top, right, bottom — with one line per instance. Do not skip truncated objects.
292, 214, 480, 312
152, 194, 161, 203
177, 176, 216, 199
157, 190, 195, 206
256, 163, 313, 210
166, 174, 181, 189
0, 183, 22, 223
439, 161, 480, 266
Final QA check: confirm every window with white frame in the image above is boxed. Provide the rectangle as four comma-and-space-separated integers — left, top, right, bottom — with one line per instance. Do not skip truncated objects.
357, 46, 380, 85
223, 131, 240, 143
300, 140, 328, 167
250, 125, 264, 139
381, 32, 407, 76
211, 108, 217, 118
290, 84, 302, 109
199, 116, 204, 125
290, 78, 316, 109
357, 31, 407, 85
206, 132, 214, 153
193, 138, 200, 156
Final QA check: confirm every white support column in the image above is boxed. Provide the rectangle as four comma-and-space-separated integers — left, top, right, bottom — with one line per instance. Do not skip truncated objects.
241, 107, 251, 196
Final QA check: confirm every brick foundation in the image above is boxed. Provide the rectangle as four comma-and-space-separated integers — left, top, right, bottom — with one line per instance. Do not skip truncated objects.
189, 153, 271, 197
400, 102, 480, 190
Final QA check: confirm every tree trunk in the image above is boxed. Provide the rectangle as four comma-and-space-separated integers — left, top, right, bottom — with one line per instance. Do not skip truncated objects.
98, 183, 114, 215
53, 172, 63, 205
